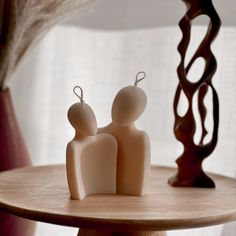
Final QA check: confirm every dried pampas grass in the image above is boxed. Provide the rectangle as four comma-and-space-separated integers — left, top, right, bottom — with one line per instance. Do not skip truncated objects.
0, 0, 94, 90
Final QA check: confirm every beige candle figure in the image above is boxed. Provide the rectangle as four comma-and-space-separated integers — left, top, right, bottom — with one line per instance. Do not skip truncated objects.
99, 72, 151, 196
66, 86, 118, 200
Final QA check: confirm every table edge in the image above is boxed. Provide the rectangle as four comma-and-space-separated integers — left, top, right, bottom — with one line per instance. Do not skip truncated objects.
1, 164, 236, 231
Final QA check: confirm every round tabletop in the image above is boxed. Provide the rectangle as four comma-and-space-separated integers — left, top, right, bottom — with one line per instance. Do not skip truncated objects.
0, 165, 236, 231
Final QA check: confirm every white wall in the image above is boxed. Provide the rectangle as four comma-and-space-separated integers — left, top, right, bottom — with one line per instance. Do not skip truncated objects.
65, 0, 236, 30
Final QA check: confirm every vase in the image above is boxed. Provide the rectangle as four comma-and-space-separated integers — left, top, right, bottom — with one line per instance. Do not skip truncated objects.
0, 88, 36, 236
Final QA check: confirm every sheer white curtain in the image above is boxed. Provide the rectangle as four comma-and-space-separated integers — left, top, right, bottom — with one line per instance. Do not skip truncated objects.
9, 0, 236, 235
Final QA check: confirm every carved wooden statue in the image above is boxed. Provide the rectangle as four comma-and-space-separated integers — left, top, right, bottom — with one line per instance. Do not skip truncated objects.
168, 0, 221, 188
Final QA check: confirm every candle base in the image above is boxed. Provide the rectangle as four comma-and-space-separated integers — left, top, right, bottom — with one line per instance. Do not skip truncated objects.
168, 158, 215, 188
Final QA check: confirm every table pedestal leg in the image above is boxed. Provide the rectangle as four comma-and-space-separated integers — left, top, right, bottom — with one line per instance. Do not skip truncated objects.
78, 229, 166, 236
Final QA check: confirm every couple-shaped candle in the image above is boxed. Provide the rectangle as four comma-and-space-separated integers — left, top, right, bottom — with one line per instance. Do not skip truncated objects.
66, 72, 150, 200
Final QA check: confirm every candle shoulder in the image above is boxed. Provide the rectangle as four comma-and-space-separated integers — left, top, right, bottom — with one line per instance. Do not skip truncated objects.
98, 123, 113, 134
95, 133, 117, 146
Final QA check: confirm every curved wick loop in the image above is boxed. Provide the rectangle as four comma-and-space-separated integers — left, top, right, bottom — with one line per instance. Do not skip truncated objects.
73, 86, 84, 103
134, 71, 146, 86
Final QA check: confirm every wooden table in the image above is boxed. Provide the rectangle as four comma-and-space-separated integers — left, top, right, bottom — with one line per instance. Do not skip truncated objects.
0, 165, 236, 236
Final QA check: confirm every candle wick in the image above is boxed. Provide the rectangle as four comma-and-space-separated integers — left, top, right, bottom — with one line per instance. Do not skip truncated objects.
73, 86, 84, 103
134, 71, 146, 86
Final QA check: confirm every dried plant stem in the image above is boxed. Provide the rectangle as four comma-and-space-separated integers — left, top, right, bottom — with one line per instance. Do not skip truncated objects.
0, 0, 94, 90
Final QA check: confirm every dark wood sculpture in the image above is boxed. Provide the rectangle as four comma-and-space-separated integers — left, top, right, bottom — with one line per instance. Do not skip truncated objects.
168, 0, 221, 188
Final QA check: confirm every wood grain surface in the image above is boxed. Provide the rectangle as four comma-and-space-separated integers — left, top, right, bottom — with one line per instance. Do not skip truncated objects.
78, 228, 166, 236
0, 165, 236, 231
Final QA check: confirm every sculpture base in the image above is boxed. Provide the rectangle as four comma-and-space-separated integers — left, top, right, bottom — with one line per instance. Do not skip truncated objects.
78, 229, 166, 236
168, 169, 215, 188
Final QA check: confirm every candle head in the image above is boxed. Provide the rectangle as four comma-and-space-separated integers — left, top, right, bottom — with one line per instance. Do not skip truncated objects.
68, 102, 97, 136
111, 86, 147, 127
